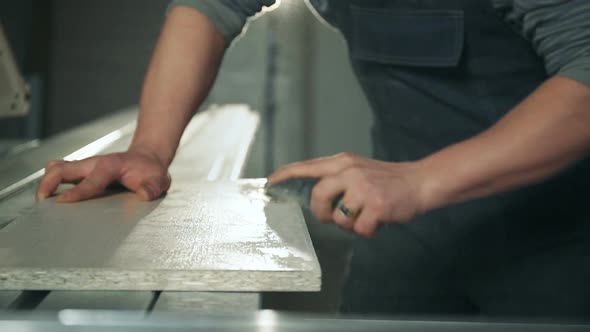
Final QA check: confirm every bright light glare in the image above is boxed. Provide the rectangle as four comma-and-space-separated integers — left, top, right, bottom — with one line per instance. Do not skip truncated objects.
256, 310, 278, 332
261, 0, 282, 13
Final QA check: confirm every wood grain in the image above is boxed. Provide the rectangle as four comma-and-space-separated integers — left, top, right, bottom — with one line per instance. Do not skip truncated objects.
153, 292, 260, 313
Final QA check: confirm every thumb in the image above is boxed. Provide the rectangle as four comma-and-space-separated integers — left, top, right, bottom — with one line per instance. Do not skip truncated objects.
136, 174, 171, 201
137, 182, 162, 201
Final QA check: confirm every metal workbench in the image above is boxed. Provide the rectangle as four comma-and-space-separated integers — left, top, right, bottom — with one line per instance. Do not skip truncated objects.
0, 310, 588, 331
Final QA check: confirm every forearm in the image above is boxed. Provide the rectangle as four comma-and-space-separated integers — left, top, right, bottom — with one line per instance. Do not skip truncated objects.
129, 6, 226, 166
419, 76, 590, 211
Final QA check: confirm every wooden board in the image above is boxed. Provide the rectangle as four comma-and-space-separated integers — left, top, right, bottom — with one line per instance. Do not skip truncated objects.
0, 180, 319, 292
153, 292, 260, 313
0, 179, 320, 292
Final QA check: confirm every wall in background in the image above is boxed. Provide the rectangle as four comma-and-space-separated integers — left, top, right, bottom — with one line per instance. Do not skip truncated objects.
308, 14, 372, 159
214, 1, 372, 178
46, 0, 169, 136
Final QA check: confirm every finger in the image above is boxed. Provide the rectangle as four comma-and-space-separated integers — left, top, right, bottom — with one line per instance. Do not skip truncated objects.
332, 195, 362, 231
37, 159, 96, 200
136, 173, 172, 201
46, 160, 65, 168
310, 176, 347, 222
353, 210, 379, 238
268, 153, 359, 184
57, 163, 118, 203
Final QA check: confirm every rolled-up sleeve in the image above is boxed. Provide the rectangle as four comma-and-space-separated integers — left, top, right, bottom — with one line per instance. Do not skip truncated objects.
515, 0, 590, 87
168, 0, 276, 42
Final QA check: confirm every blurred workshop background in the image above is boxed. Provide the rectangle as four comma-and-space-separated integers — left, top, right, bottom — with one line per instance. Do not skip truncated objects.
0, 0, 373, 313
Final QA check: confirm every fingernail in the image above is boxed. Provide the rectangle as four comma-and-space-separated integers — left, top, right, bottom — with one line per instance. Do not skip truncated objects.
36, 193, 46, 202
140, 185, 158, 200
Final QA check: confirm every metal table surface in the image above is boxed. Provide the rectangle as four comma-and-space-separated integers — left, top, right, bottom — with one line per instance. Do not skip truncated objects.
0, 310, 588, 332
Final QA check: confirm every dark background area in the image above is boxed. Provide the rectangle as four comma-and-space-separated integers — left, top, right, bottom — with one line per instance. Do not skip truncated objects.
0, 0, 168, 139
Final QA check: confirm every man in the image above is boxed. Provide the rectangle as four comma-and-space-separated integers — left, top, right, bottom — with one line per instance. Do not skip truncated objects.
37, 0, 590, 319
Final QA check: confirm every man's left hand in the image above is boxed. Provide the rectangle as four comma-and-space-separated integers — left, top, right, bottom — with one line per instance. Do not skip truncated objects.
268, 153, 429, 238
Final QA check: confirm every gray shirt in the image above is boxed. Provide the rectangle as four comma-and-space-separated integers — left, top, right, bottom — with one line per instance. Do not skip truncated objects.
168, 0, 590, 87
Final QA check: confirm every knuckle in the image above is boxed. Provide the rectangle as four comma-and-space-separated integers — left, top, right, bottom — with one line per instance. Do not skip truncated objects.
337, 152, 357, 164
42, 167, 60, 180
43, 166, 56, 176
45, 160, 63, 171
311, 183, 328, 200
340, 152, 355, 159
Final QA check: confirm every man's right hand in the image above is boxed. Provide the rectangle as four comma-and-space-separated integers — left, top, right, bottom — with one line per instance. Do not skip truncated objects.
36, 148, 171, 203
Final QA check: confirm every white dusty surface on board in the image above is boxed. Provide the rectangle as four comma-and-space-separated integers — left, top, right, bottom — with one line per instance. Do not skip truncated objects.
0, 105, 319, 309
0, 180, 320, 291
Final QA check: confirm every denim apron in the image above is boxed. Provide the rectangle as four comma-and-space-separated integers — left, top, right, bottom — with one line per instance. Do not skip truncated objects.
308, 0, 590, 318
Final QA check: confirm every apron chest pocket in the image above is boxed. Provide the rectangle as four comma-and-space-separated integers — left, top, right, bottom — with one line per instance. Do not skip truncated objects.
350, 6, 465, 67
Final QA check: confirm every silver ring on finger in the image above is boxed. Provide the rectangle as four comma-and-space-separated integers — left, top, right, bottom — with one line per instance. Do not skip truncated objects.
335, 200, 357, 219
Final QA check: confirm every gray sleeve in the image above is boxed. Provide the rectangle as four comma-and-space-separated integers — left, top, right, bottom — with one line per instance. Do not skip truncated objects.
168, 0, 276, 42
514, 0, 590, 87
